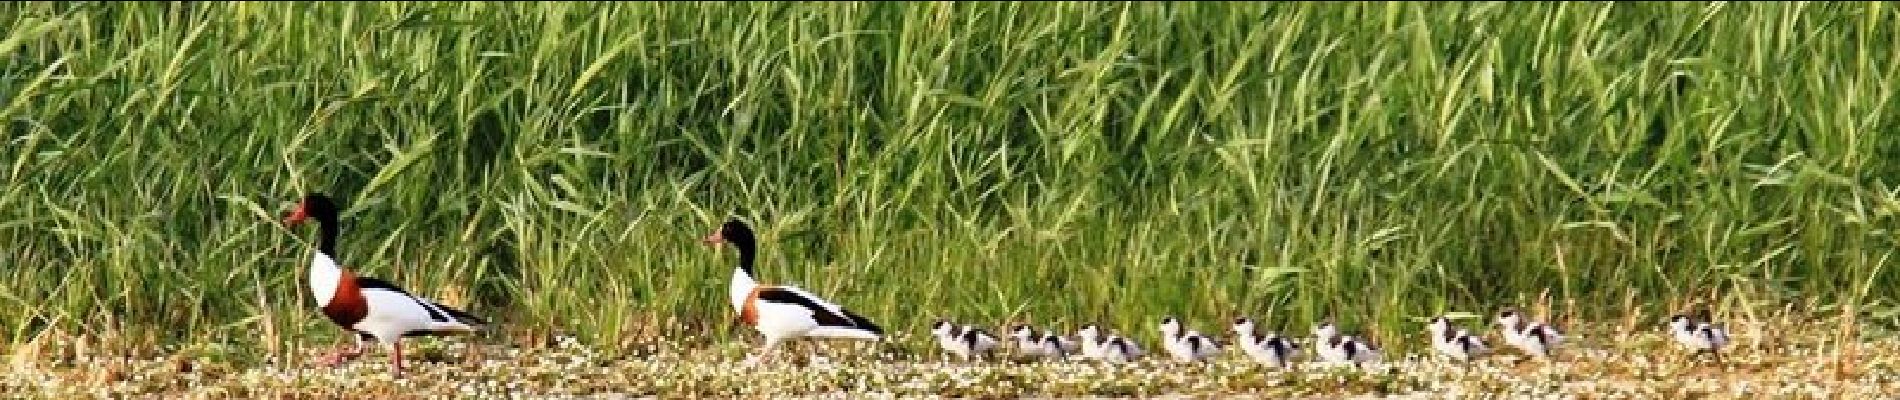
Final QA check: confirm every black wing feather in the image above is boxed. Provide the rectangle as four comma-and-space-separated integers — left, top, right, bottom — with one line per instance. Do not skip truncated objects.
432, 301, 488, 326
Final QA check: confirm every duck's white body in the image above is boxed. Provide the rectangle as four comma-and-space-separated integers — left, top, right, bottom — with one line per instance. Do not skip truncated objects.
308, 252, 481, 342
730, 270, 881, 343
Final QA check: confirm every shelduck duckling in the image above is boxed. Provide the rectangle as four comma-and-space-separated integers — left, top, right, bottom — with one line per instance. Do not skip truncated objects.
1047, 328, 1083, 354
929, 320, 970, 356
1495, 308, 1564, 360
1077, 324, 1108, 359
1077, 324, 1143, 362
1036, 334, 1071, 359
1668, 314, 1731, 363
1009, 325, 1079, 359
931, 320, 999, 361
1426, 315, 1489, 362
1159, 316, 1220, 362
283, 193, 487, 377
1231, 317, 1299, 368
1100, 336, 1144, 363
1312, 320, 1381, 367
703, 218, 885, 365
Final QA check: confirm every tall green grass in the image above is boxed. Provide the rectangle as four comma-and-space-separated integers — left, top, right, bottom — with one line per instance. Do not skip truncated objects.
3, 2, 1898, 359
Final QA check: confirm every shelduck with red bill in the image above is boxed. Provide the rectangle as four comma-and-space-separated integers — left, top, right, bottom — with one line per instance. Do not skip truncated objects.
703, 218, 885, 365
283, 193, 486, 377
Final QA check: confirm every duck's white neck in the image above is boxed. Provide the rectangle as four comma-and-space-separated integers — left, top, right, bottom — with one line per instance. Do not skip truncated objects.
309, 251, 343, 306
729, 266, 757, 313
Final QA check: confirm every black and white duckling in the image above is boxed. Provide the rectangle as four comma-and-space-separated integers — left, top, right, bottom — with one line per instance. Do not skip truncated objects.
1426, 315, 1490, 362
1009, 324, 1079, 360
1035, 333, 1071, 360
1495, 308, 1564, 360
1232, 317, 1299, 368
1159, 316, 1221, 362
1668, 314, 1731, 363
1312, 319, 1382, 367
930, 319, 998, 361
1078, 324, 1144, 362
1101, 336, 1144, 363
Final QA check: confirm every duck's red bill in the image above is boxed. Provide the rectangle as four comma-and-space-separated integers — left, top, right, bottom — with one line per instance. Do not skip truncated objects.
284, 204, 308, 226
702, 231, 725, 244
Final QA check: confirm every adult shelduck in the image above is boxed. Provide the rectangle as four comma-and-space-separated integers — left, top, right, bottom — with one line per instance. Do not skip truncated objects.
1426, 315, 1489, 362
1232, 317, 1299, 368
1668, 314, 1730, 363
1495, 308, 1564, 360
703, 218, 884, 364
283, 193, 486, 377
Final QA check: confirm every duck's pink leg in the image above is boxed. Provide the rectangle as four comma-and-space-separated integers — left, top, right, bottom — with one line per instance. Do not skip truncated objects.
391, 340, 406, 377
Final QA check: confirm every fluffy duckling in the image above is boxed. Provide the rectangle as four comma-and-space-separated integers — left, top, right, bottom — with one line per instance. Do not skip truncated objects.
1312, 319, 1382, 367
1159, 316, 1221, 362
1038, 325, 1082, 354
1232, 317, 1299, 368
931, 320, 998, 361
1036, 334, 1071, 359
1078, 324, 1144, 362
1495, 308, 1564, 360
1426, 315, 1489, 362
1009, 324, 1078, 360
1669, 314, 1731, 363
1101, 336, 1144, 363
